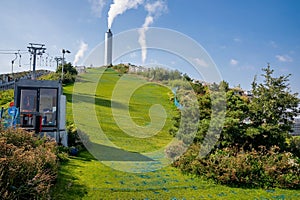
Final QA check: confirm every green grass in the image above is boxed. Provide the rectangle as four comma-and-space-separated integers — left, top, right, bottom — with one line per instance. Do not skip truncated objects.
52, 151, 300, 200
94, 68, 176, 153
51, 67, 300, 199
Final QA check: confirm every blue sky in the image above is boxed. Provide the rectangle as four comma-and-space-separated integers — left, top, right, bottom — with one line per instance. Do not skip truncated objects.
0, 0, 299, 94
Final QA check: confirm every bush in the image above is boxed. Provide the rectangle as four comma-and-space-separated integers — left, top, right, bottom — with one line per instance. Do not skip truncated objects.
0, 90, 14, 107
111, 64, 129, 74
62, 71, 77, 84
56, 63, 78, 84
38, 72, 60, 81
165, 141, 187, 161
288, 136, 300, 157
56, 145, 70, 162
0, 126, 58, 199
66, 120, 90, 152
67, 120, 86, 148
174, 145, 300, 189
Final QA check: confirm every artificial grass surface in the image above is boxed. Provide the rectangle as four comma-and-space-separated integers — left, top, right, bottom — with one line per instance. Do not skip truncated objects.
95, 68, 176, 152
52, 67, 300, 199
52, 150, 300, 200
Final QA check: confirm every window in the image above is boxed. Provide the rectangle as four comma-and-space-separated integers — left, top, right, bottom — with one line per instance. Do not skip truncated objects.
39, 89, 57, 126
19, 88, 58, 128
20, 89, 37, 112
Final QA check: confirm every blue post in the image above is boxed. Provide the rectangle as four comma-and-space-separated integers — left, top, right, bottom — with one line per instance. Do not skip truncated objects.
0, 107, 3, 119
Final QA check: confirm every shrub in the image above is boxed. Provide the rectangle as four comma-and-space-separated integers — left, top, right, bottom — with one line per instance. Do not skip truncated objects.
165, 141, 187, 161
66, 120, 89, 149
174, 145, 300, 189
63, 71, 77, 84
56, 145, 70, 162
0, 90, 14, 107
66, 120, 79, 147
38, 72, 60, 81
288, 136, 300, 157
0, 126, 58, 199
112, 64, 129, 74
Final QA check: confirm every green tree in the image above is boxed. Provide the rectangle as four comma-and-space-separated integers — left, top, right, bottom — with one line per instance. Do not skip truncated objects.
191, 81, 206, 95
57, 62, 78, 75
219, 89, 249, 148
183, 73, 192, 82
56, 62, 78, 84
247, 65, 299, 150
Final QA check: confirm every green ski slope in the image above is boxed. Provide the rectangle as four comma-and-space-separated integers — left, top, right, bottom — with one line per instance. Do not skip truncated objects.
52, 67, 300, 199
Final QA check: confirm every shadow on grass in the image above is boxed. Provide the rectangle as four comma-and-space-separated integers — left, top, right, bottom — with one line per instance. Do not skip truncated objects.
70, 150, 97, 162
85, 141, 154, 162
74, 76, 95, 84
71, 93, 128, 110
51, 146, 152, 199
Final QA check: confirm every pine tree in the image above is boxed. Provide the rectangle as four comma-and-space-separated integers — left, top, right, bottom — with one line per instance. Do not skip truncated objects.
247, 65, 299, 149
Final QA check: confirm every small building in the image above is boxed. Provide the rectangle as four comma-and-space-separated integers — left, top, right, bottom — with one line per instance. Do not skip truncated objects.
291, 117, 300, 136
14, 79, 67, 146
75, 66, 86, 74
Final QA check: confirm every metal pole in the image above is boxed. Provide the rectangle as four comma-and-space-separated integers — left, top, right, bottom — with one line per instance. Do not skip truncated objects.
11, 61, 13, 80
11, 53, 18, 80
54, 57, 62, 71
27, 43, 46, 80
32, 49, 37, 80
61, 50, 65, 80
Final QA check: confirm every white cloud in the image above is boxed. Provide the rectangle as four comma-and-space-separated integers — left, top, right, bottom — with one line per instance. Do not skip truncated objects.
88, 0, 107, 18
230, 59, 238, 66
276, 55, 293, 62
193, 58, 209, 68
233, 38, 241, 43
145, 0, 167, 15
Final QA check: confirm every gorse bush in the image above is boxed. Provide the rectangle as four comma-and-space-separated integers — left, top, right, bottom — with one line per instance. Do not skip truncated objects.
174, 145, 300, 189
0, 126, 58, 199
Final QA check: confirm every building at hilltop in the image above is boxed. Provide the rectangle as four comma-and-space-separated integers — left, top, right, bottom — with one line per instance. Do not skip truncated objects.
292, 116, 300, 136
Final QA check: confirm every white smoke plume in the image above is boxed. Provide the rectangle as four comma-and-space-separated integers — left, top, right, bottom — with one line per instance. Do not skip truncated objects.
73, 41, 88, 66
107, 0, 144, 29
138, 0, 167, 63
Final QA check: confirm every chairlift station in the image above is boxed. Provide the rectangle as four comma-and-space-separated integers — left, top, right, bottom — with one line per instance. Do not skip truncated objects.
14, 79, 67, 146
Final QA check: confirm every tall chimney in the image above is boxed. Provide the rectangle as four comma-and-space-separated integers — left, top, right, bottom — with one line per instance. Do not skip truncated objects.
104, 29, 113, 66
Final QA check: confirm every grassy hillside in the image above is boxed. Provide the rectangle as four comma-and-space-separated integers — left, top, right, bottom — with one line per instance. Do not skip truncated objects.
51, 67, 300, 199
94, 68, 176, 153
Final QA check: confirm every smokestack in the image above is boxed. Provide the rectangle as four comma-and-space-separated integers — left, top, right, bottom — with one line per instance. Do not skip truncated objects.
104, 29, 113, 66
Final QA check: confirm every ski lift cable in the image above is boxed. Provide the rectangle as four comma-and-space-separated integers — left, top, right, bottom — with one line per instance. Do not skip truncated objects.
11, 53, 18, 64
